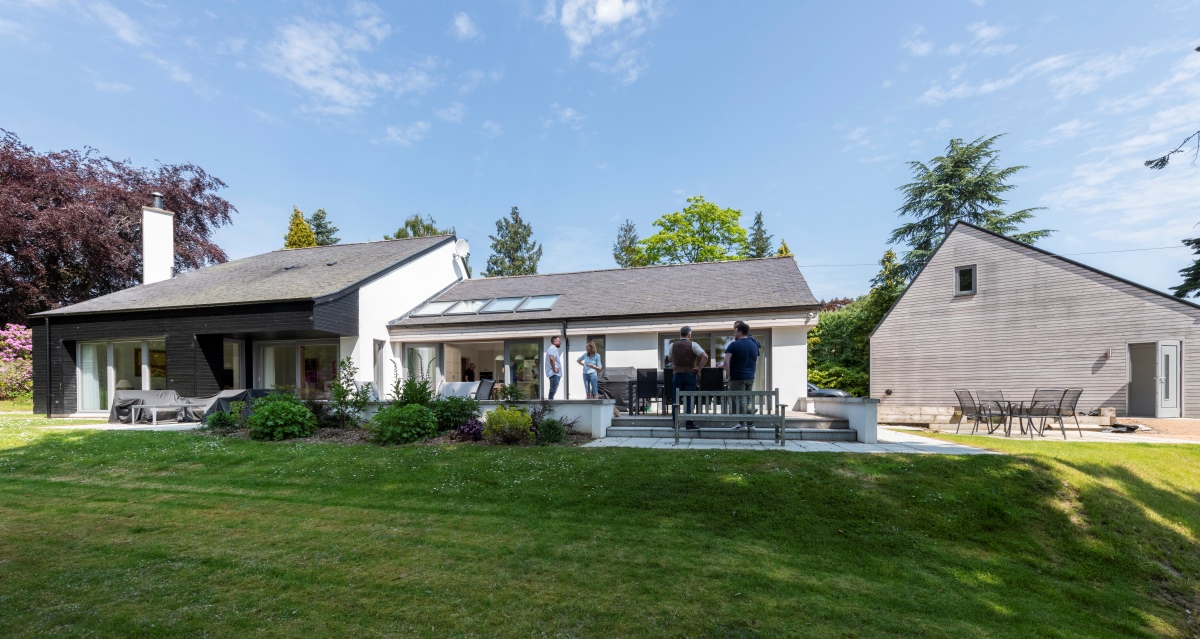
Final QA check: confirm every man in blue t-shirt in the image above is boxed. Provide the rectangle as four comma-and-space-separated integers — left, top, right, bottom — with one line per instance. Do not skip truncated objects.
722, 320, 760, 430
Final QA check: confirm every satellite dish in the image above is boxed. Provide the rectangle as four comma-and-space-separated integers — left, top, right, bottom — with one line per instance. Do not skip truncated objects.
454, 239, 471, 257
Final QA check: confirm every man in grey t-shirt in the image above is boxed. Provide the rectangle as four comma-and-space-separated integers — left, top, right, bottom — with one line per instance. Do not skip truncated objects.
546, 336, 562, 399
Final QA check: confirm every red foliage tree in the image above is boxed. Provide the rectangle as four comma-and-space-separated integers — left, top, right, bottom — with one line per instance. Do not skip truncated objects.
0, 130, 235, 324
820, 297, 855, 312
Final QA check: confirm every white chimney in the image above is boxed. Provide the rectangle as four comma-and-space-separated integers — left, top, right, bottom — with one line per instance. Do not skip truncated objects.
142, 192, 175, 285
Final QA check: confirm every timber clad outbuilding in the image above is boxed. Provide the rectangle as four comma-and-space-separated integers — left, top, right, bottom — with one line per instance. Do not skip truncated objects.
870, 222, 1197, 418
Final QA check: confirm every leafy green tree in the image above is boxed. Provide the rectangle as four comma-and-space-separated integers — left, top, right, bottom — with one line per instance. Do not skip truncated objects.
638, 196, 748, 265
777, 240, 793, 257
806, 250, 905, 397
890, 134, 1052, 281
1172, 237, 1200, 298
612, 219, 648, 268
283, 207, 317, 248
484, 207, 542, 277
306, 208, 340, 246
385, 213, 453, 240
745, 211, 774, 258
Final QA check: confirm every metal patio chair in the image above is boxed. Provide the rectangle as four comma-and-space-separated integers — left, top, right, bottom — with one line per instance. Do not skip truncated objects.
1013, 388, 1068, 439
954, 389, 986, 435
1042, 388, 1084, 439
974, 389, 1012, 435
635, 368, 659, 414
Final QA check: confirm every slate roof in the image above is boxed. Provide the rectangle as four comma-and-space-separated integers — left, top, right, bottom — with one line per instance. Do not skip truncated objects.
390, 256, 818, 327
34, 235, 454, 317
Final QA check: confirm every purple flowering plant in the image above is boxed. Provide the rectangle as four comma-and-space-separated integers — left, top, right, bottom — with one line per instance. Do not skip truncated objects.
0, 324, 33, 400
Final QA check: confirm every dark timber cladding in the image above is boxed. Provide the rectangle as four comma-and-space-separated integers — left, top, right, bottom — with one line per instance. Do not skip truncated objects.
31, 300, 355, 416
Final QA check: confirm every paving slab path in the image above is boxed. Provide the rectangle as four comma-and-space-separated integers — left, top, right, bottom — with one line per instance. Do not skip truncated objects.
583, 427, 999, 455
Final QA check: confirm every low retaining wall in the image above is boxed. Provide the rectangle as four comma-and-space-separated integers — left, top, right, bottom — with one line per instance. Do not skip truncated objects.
879, 404, 1117, 427
812, 397, 879, 444
479, 399, 615, 438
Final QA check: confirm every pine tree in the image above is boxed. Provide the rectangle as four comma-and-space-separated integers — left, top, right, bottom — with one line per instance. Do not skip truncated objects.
612, 219, 647, 268
745, 211, 774, 258
284, 207, 317, 248
776, 240, 793, 257
890, 134, 1052, 281
484, 207, 542, 277
1172, 237, 1200, 298
306, 208, 340, 246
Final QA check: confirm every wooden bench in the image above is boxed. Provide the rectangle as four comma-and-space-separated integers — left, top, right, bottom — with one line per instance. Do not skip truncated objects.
673, 389, 787, 446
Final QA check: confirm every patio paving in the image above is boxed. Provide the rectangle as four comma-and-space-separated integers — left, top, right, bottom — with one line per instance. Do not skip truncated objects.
583, 427, 999, 455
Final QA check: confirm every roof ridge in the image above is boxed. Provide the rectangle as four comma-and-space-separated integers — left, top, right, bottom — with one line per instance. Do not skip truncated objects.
466, 255, 796, 281
271, 234, 453, 252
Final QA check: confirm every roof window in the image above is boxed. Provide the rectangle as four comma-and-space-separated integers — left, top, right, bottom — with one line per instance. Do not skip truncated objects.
411, 301, 456, 317
518, 295, 561, 311
445, 299, 489, 314
482, 297, 526, 313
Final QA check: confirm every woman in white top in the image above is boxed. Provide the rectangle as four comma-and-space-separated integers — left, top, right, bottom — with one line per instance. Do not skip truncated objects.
576, 341, 603, 399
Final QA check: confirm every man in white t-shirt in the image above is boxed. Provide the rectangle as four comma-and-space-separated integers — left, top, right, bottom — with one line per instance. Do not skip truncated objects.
545, 335, 562, 399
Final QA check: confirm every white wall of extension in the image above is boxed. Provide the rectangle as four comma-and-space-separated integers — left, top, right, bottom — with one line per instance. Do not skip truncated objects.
771, 326, 811, 409
342, 243, 465, 398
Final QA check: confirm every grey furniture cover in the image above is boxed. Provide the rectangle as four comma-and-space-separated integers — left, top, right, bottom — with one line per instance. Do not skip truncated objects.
598, 366, 637, 413
108, 389, 271, 424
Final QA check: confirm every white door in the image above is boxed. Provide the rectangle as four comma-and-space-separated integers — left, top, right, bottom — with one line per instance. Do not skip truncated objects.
1157, 341, 1181, 418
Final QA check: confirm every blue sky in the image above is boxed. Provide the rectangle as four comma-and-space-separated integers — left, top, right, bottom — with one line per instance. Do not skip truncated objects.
2, 0, 1198, 300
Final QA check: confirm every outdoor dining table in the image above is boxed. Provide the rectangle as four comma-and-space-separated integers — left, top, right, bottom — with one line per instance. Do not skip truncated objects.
968, 388, 1078, 439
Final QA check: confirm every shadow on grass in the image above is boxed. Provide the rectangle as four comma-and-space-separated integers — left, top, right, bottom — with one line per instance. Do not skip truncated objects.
0, 427, 1197, 638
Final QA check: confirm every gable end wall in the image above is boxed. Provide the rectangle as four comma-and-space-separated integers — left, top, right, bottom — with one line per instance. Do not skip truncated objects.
870, 226, 1200, 417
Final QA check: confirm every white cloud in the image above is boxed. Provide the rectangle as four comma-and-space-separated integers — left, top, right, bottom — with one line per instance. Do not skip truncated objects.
1030, 118, 1096, 146
435, 101, 466, 123
546, 0, 661, 82
249, 107, 281, 124
141, 52, 218, 97
264, 4, 436, 114
925, 118, 952, 133
544, 103, 586, 129
457, 68, 503, 94
92, 80, 133, 92
89, 1, 141, 45
385, 121, 431, 147
966, 20, 1005, 43
450, 11, 479, 40
902, 25, 933, 56
840, 126, 870, 152
0, 17, 28, 40
481, 119, 504, 138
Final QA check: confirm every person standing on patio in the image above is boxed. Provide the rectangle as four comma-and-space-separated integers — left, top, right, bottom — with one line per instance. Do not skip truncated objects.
576, 341, 603, 399
671, 325, 708, 429
723, 320, 760, 430
546, 335, 563, 399
464, 362, 476, 382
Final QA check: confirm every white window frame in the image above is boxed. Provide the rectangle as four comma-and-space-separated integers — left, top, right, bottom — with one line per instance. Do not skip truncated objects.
75, 337, 166, 413
253, 339, 340, 392
954, 264, 977, 296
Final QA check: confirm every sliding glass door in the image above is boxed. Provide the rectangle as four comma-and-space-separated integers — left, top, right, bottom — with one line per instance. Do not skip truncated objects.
79, 342, 108, 411
256, 341, 340, 399
505, 340, 542, 400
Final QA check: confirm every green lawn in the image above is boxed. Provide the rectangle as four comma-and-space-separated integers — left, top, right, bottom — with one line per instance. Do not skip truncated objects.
1, 417, 1197, 638
0, 398, 33, 412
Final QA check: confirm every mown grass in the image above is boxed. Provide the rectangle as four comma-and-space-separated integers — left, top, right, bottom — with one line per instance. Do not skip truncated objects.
0, 398, 33, 412
1, 416, 1197, 638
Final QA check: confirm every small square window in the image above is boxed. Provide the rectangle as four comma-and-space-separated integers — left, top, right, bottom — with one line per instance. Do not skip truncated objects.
955, 265, 976, 296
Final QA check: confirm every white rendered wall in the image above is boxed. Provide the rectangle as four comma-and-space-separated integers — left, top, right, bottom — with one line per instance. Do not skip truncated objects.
349, 241, 464, 397
772, 326, 810, 409
142, 207, 174, 285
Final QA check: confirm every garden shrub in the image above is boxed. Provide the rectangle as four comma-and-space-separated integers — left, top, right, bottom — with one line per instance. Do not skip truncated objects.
371, 403, 439, 445
537, 418, 566, 444
305, 399, 340, 430
0, 323, 32, 401
204, 409, 239, 434
431, 396, 481, 433
329, 356, 372, 428
246, 392, 317, 441
397, 376, 433, 407
483, 406, 534, 445
454, 418, 484, 442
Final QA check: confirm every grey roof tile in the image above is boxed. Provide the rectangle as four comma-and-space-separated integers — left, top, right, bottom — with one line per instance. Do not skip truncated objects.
391, 256, 818, 327
35, 235, 453, 317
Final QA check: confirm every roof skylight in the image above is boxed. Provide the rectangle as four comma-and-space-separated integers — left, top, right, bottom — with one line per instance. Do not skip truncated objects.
518, 295, 561, 311
482, 297, 526, 313
445, 299, 488, 315
412, 301, 456, 316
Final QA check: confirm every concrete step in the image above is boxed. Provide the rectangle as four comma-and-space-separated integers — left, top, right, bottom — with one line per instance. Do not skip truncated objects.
605, 426, 859, 441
